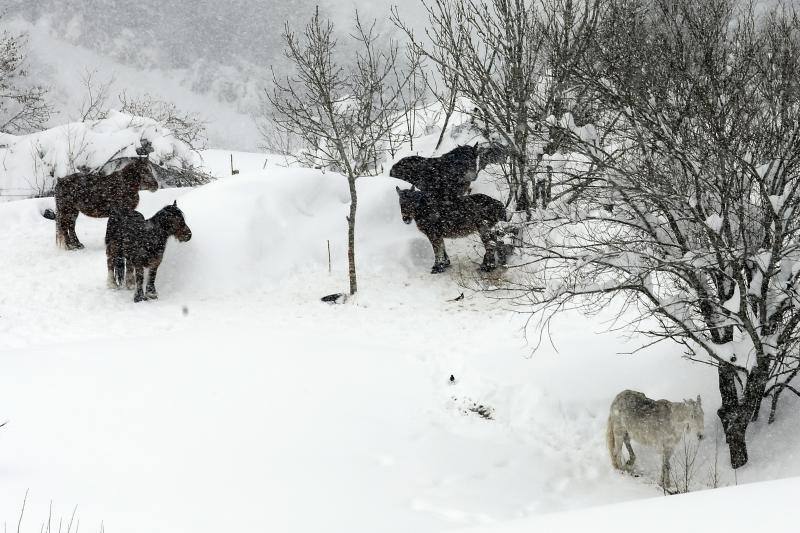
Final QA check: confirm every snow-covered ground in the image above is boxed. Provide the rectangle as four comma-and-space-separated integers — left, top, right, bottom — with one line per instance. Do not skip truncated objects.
454, 476, 800, 533
1, 150, 799, 532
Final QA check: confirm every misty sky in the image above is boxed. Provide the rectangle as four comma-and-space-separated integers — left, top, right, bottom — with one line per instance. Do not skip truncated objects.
5, 0, 423, 70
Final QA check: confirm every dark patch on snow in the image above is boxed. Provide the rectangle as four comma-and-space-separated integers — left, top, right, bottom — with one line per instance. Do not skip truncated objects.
321, 293, 348, 305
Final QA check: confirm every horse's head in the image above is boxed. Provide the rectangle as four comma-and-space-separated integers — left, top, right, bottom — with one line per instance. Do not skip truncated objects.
396, 185, 421, 225
683, 395, 704, 440
477, 142, 509, 170
440, 145, 481, 182
160, 200, 192, 242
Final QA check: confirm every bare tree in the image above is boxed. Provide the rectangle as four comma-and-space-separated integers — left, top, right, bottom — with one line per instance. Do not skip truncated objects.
397, 58, 429, 154
268, 8, 421, 295
76, 68, 114, 122
507, 0, 800, 468
0, 20, 51, 133
392, 5, 464, 152
395, 0, 600, 213
383, 52, 429, 160
118, 91, 208, 151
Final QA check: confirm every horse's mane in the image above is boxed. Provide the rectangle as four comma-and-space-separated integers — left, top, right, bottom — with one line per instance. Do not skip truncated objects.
151, 204, 182, 224
440, 145, 476, 161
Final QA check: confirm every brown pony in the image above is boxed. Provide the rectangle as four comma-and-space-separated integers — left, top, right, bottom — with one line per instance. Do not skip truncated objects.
106, 201, 192, 302
45, 155, 159, 250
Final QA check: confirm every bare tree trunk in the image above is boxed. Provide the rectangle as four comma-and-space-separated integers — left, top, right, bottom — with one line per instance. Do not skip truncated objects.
347, 175, 358, 295
435, 77, 459, 150
717, 357, 771, 468
717, 364, 748, 469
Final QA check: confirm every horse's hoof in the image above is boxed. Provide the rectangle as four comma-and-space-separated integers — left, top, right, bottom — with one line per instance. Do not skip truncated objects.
431, 265, 446, 274
133, 294, 144, 303
145, 292, 158, 300
479, 264, 496, 272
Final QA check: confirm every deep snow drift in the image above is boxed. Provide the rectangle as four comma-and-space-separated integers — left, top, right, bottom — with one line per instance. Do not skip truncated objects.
0, 151, 799, 532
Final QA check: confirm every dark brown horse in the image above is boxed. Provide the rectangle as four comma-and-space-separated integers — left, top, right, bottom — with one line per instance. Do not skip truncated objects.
45, 155, 159, 250
396, 186, 508, 273
389, 143, 507, 200
105, 201, 192, 302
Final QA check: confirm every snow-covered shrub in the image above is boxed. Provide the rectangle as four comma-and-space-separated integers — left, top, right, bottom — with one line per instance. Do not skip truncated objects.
0, 110, 203, 200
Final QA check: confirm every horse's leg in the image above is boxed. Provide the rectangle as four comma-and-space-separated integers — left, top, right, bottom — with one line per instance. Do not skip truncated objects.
623, 432, 636, 470
610, 424, 625, 470
54, 200, 66, 249
478, 225, 497, 272
430, 236, 447, 274
495, 228, 509, 266
145, 264, 159, 300
64, 209, 83, 250
62, 206, 83, 250
55, 205, 80, 250
125, 258, 136, 290
440, 239, 451, 269
69, 222, 84, 250
133, 267, 146, 302
106, 243, 119, 289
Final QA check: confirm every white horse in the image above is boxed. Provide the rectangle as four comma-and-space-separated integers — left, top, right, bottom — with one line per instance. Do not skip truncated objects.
607, 390, 704, 488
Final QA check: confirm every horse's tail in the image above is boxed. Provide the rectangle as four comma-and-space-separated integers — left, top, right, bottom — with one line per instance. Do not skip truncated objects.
607, 412, 621, 470
52, 209, 68, 249
43, 207, 64, 248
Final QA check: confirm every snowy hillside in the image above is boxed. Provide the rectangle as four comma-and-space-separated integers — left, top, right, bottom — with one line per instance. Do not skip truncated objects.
4, 17, 262, 151
1, 151, 799, 532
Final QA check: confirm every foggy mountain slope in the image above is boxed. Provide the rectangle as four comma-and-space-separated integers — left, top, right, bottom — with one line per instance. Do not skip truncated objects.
4, 0, 424, 150
6, 0, 313, 68
5, 0, 422, 71
7, 17, 262, 150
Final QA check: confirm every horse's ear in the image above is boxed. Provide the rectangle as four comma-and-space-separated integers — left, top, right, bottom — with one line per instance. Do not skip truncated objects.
173, 200, 177, 207
474, 141, 479, 148
395, 185, 401, 194
696, 395, 701, 406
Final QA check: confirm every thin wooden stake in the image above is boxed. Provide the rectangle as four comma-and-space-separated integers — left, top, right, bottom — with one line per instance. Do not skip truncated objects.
327, 240, 332, 274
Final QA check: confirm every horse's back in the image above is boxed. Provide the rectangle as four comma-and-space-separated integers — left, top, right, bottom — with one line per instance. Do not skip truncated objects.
439, 145, 475, 167
611, 389, 653, 413
390, 155, 422, 174
610, 390, 676, 445
57, 169, 141, 217
390, 150, 473, 198
106, 209, 145, 245
54, 172, 87, 199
